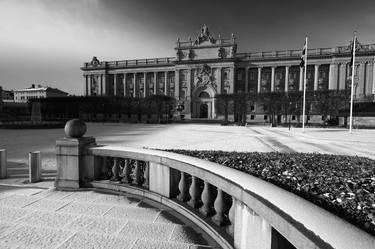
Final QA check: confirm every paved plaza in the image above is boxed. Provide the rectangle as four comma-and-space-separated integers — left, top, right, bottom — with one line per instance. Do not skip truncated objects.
1, 123, 374, 178
0, 124, 375, 248
0, 185, 219, 249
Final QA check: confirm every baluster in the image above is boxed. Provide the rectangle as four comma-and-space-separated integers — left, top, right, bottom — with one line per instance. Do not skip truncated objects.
133, 160, 141, 185
120, 159, 132, 183
212, 188, 229, 226
143, 162, 149, 188
226, 196, 235, 236
110, 158, 120, 181
177, 172, 189, 202
99, 156, 109, 180
199, 181, 215, 217
187, 176, 201, 208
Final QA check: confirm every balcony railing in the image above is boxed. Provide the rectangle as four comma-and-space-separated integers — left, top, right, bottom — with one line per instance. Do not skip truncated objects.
236, 43, 375, 60
55, 139, 375, 249
83, 57, 176, 69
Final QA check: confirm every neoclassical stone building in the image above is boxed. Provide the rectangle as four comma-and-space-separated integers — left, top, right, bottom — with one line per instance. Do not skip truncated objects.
81, 25, 375, 121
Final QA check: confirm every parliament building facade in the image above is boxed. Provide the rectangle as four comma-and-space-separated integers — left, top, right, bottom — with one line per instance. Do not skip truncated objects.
81, 25, 375, 123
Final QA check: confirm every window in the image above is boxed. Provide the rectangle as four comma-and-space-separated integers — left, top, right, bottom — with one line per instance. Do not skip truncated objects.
237, 72, 243, 80
224, 72, 229, 80
307, 115, 310, 121
263, 104, 268, 112
292, 115, 296, 121
250, 115, 255, 120
199, 91, 210, 98
264, 115, 268, 120
250, 105, 255, 111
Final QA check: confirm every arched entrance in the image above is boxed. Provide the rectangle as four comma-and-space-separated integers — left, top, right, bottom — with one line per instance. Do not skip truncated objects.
199, 103, 208, 118
192, 86, 216, 119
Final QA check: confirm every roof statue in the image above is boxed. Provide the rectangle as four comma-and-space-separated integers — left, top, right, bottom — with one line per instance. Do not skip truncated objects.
194, 24, 216, 45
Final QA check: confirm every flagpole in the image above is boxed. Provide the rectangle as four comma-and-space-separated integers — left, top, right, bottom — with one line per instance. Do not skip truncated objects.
349, 34, 356, 133
302, 37, 308, 132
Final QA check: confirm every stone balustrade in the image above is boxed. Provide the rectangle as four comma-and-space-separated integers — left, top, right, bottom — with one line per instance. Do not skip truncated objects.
55, 140, 375, 249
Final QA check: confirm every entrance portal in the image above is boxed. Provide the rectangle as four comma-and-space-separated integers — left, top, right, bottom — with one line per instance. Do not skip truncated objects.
199, 104, 208, 118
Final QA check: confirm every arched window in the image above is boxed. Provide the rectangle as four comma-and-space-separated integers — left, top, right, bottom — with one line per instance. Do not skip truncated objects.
199, 91, 210, 98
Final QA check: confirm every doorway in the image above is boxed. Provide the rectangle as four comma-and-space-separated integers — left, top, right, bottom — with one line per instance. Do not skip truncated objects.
199, 103, 208, 118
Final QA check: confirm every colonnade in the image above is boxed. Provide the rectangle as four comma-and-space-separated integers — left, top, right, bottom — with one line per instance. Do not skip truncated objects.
85, 71, 175, 98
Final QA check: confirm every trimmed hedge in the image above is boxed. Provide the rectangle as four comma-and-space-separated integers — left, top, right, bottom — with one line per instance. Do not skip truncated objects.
164, 150, 375, 236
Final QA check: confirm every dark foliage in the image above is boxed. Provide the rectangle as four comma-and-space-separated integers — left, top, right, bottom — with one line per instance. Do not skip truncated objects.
164, 149, 375, 236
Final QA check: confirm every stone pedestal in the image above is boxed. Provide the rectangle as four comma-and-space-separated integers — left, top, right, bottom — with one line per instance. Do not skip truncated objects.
55, 137, 96, 189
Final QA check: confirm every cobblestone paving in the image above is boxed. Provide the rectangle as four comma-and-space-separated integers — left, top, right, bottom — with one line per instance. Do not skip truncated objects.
0, 186, 220, 249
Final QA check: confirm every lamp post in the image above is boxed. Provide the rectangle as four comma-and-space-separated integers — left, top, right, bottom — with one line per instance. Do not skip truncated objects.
289, 100, 292, 131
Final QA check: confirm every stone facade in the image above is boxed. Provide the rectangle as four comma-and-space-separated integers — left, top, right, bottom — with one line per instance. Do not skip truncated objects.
81, 25, 375, 121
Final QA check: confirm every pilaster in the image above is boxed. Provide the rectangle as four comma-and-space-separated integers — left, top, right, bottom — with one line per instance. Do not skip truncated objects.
154, 72, 157, 95
285, 66, 289, 92
271, 67, 275, 92
339, 63, 346, 90
133, 73, 136, 97
328, 64, 338, 90
85, 75, 89, 96
175, 69, 180, 99
373, 60, 375, 94
114, 74, 117, 96
123, 73, 127, 96
365, 62, 373, 96
144, 72, 147, 97
217, 68, 222, 94
245, 67, 249, 93
164, 71, 168, 95
257, 67, 262, 93
314, 65, 319, 91
299, 67, 303, 91
357, 62, 365, 98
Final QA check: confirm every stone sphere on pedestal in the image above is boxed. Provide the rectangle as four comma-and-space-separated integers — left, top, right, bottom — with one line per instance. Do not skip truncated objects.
64, 119, 87, 138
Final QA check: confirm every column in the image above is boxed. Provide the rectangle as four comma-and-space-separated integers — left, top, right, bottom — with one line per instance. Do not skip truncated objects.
102, 74, 107, 95
231, 67, 235, 94
154, 72, 157, 94
85, 75, 89, 96
357, 62, 365, 98
257, 67, 261, 93
314, 65, 319, 91
299, 67, 303, 91
143, 72, 147, 97
114, 74, 117, 96
270, 67, 275, 92
175, 69, 180, 99
365, 62, 373, 96
133, 73, 136, 97
285, 66, 289, 92
100, 74, 104, 96
245, 67, 249, 92
328, 64, 338, 90
217, 68, 222, 93
123, 73, 127, 96
164, 71, 168, 95
372, 62, 375, 94
339, 63, 346, 90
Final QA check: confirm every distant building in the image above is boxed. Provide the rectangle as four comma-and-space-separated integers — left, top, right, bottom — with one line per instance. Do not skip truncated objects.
81, 25, 375, 123
14, 84, 69, 103
1, 88, 14, 103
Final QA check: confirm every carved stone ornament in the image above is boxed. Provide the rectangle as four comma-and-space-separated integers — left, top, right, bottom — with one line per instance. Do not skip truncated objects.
195, 64, 216, 88
194, 24, 216, 45
176, 50, 184, 61
90, 56, 100, 66
218, 47, 226, 59
346, 38, 363, 52
188, 49, 195, 60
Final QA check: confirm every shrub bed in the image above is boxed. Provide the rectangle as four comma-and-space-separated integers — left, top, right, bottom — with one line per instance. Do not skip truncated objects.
164, 150, 375, 236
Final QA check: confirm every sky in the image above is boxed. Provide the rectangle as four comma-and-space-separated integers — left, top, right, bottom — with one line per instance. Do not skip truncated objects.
1, 0, 375, 95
